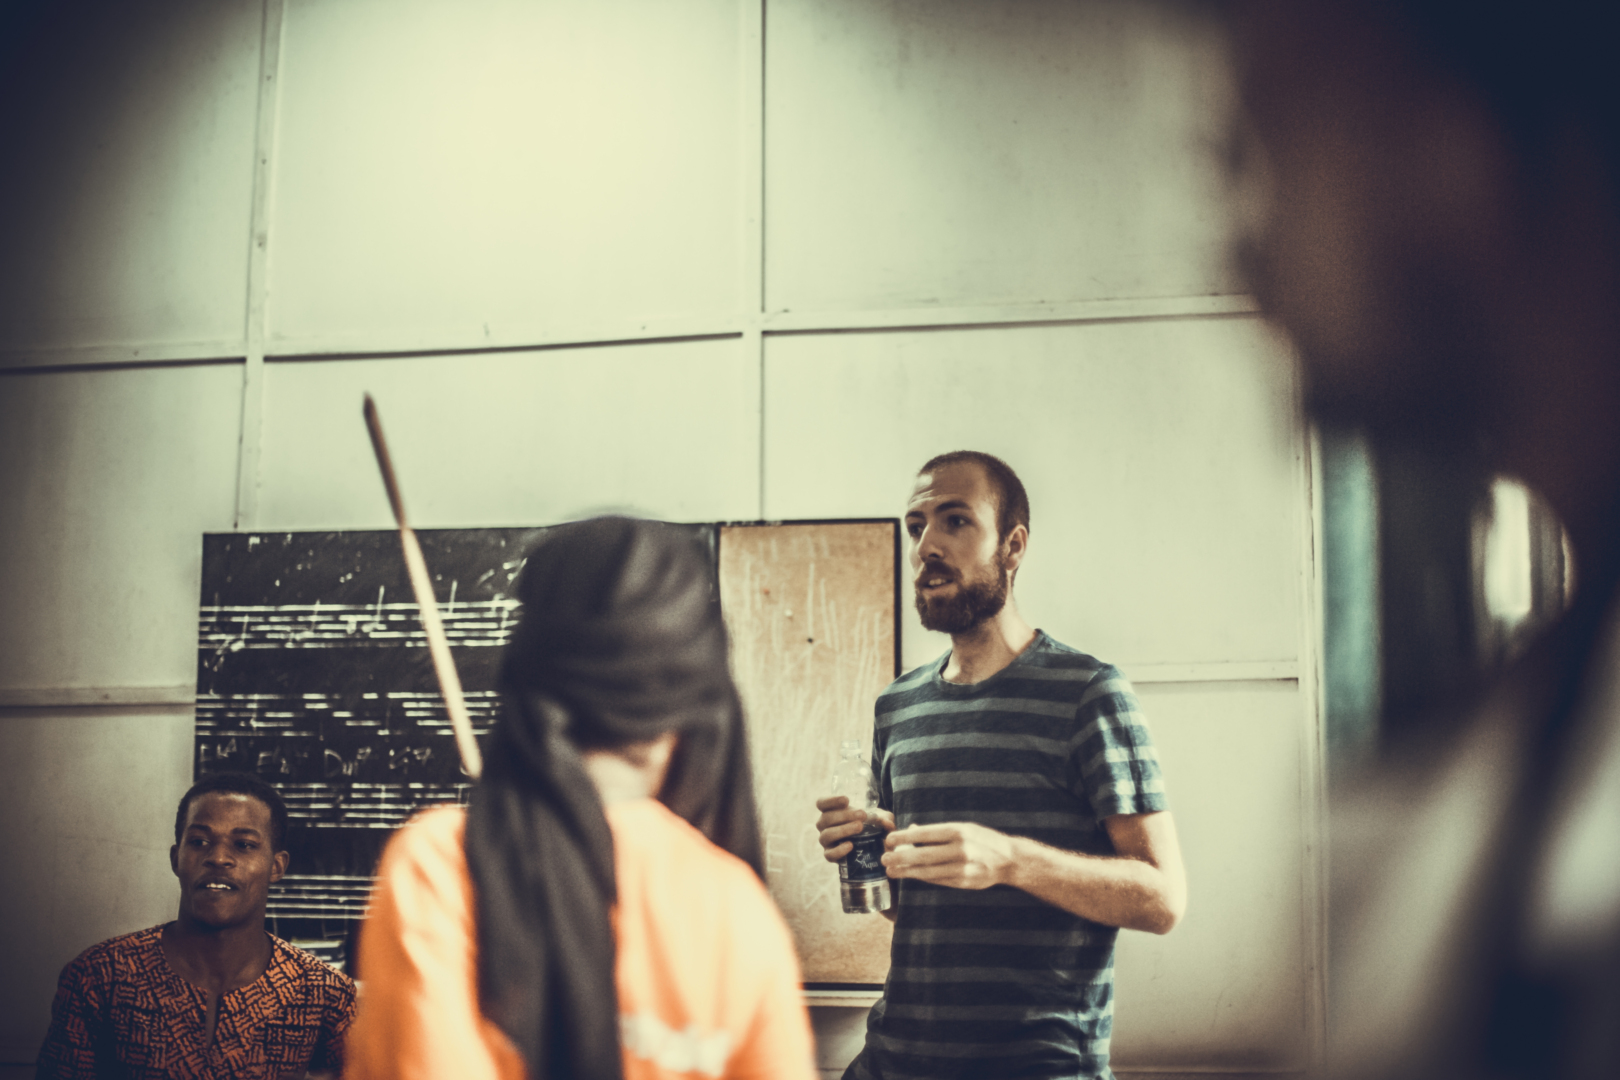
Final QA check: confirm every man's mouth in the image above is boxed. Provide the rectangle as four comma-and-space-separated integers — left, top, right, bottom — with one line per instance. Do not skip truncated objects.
198, 881, 237, 892
916, 572, 955, 591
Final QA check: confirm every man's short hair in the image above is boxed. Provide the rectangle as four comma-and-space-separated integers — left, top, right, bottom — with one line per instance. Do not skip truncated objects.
918, 450, 1030, 542
174, 772, 289, 853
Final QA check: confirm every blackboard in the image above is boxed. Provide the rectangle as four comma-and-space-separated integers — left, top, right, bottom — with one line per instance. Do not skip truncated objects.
196, 525, 714, 963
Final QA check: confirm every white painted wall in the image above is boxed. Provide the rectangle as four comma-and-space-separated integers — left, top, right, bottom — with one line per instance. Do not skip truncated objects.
0, 0, 261, 352
0, 2, 1320, 1076
762, 318, 1302, 672
266, 0, 745, 350
256, 344, 761, 530
765, 0, 1240, 312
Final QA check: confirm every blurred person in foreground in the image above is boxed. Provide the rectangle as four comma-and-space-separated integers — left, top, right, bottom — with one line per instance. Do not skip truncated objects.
1231, 2, 1620, 1077
35, 772, 356, 1079
345, 517, 815, 1080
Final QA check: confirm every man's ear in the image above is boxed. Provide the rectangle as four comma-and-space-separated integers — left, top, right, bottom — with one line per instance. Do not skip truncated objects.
1003, 524, 1029, 571
170, 844, 180, 877
270, 849, 289, 884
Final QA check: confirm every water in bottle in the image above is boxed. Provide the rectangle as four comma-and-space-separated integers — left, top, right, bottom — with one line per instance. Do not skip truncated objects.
832, 739, 893, 914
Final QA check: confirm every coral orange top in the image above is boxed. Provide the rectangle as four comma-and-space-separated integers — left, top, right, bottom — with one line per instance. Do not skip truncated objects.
346, 800, 816, 1080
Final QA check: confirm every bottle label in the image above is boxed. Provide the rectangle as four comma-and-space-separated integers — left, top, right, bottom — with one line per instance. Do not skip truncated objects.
840, 831, 888, 884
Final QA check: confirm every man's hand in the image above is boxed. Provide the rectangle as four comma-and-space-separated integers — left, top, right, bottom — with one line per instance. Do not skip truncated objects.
881, 822, 1016, 889
815, 795, 896, 862
877, 813, 1187, 933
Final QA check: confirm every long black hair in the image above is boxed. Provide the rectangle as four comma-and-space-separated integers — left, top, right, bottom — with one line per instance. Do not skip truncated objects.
463, 517, 764, 1080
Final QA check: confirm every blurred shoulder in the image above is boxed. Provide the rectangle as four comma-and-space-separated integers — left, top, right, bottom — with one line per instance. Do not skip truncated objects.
609, 800, 771, 902
383, 804, 467, 865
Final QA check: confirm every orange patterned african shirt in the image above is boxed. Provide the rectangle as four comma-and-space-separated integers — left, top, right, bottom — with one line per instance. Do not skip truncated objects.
36, 925, 356, 1080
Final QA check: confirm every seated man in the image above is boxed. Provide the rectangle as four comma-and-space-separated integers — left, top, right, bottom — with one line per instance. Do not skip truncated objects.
36, 772, 356, 1079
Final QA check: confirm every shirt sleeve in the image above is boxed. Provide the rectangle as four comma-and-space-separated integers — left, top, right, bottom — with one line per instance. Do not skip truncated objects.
1069, 665, 1169, 820
34, 952, 106, 1080
309, 966, 358, 1074
724, 885, 818, 1080
344, 809, 523, 1080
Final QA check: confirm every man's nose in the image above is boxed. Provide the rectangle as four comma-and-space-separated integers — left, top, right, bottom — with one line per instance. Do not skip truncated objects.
916, 523, 945, 560
203, 844, 234, 866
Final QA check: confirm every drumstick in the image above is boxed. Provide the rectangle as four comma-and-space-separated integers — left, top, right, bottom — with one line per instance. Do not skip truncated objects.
362, 394, 484, 780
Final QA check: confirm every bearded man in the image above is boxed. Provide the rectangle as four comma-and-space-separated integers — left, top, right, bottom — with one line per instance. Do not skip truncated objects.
815, 450, 1187, 1080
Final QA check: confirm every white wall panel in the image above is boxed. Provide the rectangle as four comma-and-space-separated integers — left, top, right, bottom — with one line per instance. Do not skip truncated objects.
255, 341, 759, 530
267, 0, 743, 347
0, 365, 243, 691
0, 0, 259, 351
1111, 680, 1310, 1068
763, 318, 1302, 671
766, 0, 1238, 313
0, 707, 194, 1061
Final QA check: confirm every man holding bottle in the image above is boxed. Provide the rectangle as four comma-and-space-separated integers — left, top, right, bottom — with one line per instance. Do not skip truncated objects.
815, 450, 1186, 1080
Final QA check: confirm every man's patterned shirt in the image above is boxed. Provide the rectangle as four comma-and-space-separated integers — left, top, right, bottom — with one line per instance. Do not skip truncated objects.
36, 925, 356, 1079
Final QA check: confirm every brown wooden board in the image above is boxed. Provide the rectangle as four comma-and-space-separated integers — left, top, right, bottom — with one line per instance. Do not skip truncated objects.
718, 521, 899, 985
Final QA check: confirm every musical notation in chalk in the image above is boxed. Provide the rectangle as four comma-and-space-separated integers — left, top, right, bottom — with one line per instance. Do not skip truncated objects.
194, 524, 717, 961
198, 599, 521, 657
196, 690, 503, 735
268, 874, 376, 920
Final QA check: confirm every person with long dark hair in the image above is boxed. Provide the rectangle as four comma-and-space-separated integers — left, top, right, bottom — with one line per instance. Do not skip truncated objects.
346, 517, 815, 1080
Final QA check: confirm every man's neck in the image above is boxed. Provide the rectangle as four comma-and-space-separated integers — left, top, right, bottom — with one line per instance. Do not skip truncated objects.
161, 916, 273, 995
943, 604, 1037, 684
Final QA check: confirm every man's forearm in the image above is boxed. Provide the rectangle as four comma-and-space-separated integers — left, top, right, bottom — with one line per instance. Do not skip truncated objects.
1003, 834, 1184, 934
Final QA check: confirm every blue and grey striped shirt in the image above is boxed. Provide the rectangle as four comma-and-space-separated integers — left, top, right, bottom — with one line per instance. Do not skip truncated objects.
847, 631, 1167, 1080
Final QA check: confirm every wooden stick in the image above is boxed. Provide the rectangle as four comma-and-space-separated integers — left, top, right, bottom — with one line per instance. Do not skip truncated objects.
362, 394, 484, 780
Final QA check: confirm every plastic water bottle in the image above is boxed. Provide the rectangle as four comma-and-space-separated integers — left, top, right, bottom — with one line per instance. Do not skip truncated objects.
832, 740, 892, 914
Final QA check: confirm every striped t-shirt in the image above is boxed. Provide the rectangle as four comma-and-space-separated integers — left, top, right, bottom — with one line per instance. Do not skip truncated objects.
847, 631, 1167, 1080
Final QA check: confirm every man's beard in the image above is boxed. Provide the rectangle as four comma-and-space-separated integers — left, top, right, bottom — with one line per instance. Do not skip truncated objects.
915, 551, 1011, 634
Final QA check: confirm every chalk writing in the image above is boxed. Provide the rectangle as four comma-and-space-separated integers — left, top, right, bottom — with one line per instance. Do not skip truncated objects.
195, 525, 716, 963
